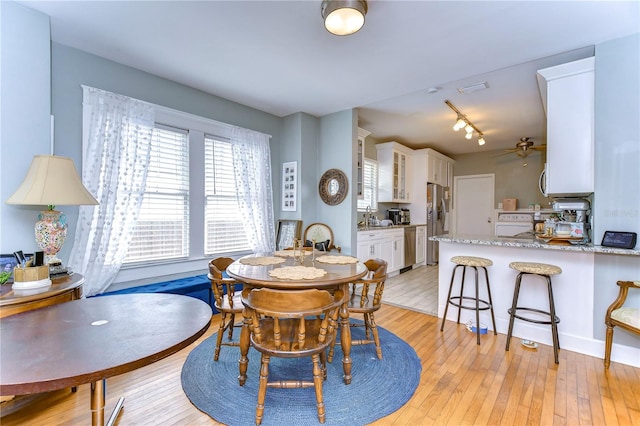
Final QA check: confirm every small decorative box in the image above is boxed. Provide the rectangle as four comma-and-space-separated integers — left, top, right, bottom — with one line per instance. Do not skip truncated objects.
12, 266, 51, 290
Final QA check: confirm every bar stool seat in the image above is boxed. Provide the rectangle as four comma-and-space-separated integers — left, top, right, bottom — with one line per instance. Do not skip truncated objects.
506, 261, 562, 364
440, 256, 497, 345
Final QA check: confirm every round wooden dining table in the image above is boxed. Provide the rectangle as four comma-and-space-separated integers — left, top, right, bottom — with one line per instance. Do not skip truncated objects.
226, 252, 367, 385
0, 293, 212, 426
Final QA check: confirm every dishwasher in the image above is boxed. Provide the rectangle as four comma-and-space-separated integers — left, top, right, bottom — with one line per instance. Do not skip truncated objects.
402, 226, 416, 272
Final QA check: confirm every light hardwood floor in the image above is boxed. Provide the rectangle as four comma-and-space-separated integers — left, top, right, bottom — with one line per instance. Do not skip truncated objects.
2, 281, 639, 425
383, 265, 439, 315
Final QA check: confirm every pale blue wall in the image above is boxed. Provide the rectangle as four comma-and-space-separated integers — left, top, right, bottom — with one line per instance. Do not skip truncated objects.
49, 43, 283, 265
592, 33, 640, 346
318, 109, 358, 253
0, 2, 51, 254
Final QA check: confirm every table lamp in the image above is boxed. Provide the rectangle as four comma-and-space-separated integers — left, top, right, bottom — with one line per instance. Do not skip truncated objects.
6, 155, 98, 265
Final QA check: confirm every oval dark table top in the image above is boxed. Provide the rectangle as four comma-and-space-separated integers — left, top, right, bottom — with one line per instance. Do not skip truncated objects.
226, 253, 367, 289
0, 293, 212, 396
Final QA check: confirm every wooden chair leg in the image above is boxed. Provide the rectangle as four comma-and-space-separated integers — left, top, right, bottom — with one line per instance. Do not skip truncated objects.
327, 326, 339, 363
368, 312, 382, 359
256, 354, 270, 426
227, 313, 235, 340
312, 353, 326, 423
214, 312, 227, 361
604, 325, 614, 369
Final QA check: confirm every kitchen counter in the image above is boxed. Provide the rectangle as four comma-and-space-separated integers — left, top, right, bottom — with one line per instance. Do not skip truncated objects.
430, 233, 640, 256
358, 223, 426, 231
433, 234, 639, 367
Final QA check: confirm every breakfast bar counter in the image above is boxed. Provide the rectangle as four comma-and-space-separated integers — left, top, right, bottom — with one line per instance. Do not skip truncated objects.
430, 234, 639, 367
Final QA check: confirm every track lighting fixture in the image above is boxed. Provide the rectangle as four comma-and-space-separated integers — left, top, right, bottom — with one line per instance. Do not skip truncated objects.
453, 117, 466, 131
445, 100, 487, 146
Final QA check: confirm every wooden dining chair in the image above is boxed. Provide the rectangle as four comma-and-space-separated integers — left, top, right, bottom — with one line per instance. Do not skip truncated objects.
208, 257, 243, 361
242, 287, 343, 425
329, 258, 388, 360
604, 280, 640, 368
303, 222, 341, 252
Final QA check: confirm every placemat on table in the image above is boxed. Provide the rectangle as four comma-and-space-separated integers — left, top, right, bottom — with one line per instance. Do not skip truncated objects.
239, 256, 286, 266
273, 249, 323, 258
268, 266, 327, 280
315, 255, 359, 265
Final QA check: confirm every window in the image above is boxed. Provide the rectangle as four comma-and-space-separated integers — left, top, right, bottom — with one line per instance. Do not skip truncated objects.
204, 136, 250, 254
124, 125, 190, 263
357, 158, 378, 212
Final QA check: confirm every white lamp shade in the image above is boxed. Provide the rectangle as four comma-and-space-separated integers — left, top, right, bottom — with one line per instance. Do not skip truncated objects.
6, 155, 98, 206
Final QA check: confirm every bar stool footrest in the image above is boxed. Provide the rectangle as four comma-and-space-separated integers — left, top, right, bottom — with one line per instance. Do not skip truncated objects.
448, 296, 493, 312
508, 307, 560, 326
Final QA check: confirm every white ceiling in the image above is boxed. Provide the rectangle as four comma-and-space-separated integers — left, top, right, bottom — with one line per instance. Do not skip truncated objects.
17, 0, 640, 156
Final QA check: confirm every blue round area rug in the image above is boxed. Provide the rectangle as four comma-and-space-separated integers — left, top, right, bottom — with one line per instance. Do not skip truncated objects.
181, 321, 421, 425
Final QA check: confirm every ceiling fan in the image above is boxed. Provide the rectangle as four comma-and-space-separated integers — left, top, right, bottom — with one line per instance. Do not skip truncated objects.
497, 137, 546, 158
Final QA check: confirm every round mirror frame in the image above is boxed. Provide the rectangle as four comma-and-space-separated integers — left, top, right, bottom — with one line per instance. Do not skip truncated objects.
318, 168, 349, 205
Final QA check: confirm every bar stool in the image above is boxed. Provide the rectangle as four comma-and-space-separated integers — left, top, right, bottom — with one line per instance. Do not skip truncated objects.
440, 256, 497, 345
506, 262, 562, 364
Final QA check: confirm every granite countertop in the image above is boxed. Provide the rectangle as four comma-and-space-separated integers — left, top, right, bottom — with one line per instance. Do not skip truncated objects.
430, 234, 640, 256
357, 223, 426, 231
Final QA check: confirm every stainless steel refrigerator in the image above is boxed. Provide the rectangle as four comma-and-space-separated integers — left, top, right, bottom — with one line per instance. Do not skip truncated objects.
426, 183, 448, 265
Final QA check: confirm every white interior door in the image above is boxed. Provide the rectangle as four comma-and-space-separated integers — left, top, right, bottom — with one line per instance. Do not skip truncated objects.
453, 174, 495, 236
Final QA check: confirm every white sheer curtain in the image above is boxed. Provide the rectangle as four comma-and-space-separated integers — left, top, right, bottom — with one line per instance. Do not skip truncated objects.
231, 126, 275, 253
69, 86, 155, 296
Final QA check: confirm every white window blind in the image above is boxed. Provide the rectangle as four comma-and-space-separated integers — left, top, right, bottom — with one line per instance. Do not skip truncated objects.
204, 136, 250, 254
125, 124, 190, 263
358, 158, 378, 212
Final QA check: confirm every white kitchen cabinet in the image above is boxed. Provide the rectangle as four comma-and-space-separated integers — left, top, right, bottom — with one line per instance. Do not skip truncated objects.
356, 127, 371, 200
357, 228, 405, 274
537, 57, 594, 196
415, 226, 426, 265
424, 148, 454, 187
389, 229, 404, 272
357, 229, 383, 261
376, 142, 413, 203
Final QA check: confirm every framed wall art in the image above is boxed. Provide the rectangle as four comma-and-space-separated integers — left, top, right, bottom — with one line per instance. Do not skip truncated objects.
282, 161, 297, 211
275, 220, 302, 251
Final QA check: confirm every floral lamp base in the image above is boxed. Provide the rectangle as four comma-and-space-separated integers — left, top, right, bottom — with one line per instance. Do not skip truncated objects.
35, 210, 68, 265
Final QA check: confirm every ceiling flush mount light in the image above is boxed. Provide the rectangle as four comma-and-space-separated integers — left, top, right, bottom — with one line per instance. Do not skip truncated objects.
445, 100, 487, 146
321, 0, 368, 36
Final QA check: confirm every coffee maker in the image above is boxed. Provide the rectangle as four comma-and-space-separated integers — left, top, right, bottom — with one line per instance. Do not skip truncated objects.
387, 208, 402, 225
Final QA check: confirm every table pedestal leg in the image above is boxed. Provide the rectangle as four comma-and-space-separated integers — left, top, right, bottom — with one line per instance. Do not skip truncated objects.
90, 380, 105, 426
238, 307, 251, 386
339, 291, 352, 385
90, 380, 124, 426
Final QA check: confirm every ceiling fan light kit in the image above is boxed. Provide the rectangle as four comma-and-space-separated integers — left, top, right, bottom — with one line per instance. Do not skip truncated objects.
497, 137, 546, 159
321, 0, 368, 36
445, 100, 486, 146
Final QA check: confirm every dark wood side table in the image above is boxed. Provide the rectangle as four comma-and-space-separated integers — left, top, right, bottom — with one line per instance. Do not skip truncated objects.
0, 273, 84, 319
0, 293, 212, 426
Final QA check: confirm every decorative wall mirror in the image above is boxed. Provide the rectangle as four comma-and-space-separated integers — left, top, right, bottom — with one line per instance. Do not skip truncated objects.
318, 168, 348, 206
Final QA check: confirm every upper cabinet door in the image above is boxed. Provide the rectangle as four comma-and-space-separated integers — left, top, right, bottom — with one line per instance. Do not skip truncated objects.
376, 142, 413, 203
537, 57, 595, 196
356, 127, 371, 200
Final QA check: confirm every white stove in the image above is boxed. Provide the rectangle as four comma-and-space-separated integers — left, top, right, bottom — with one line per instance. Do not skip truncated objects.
495, 213, 534, 237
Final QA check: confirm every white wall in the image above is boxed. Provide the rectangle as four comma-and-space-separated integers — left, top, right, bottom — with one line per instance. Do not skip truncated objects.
0, 2, 51, 254
592, 33, 640, 347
